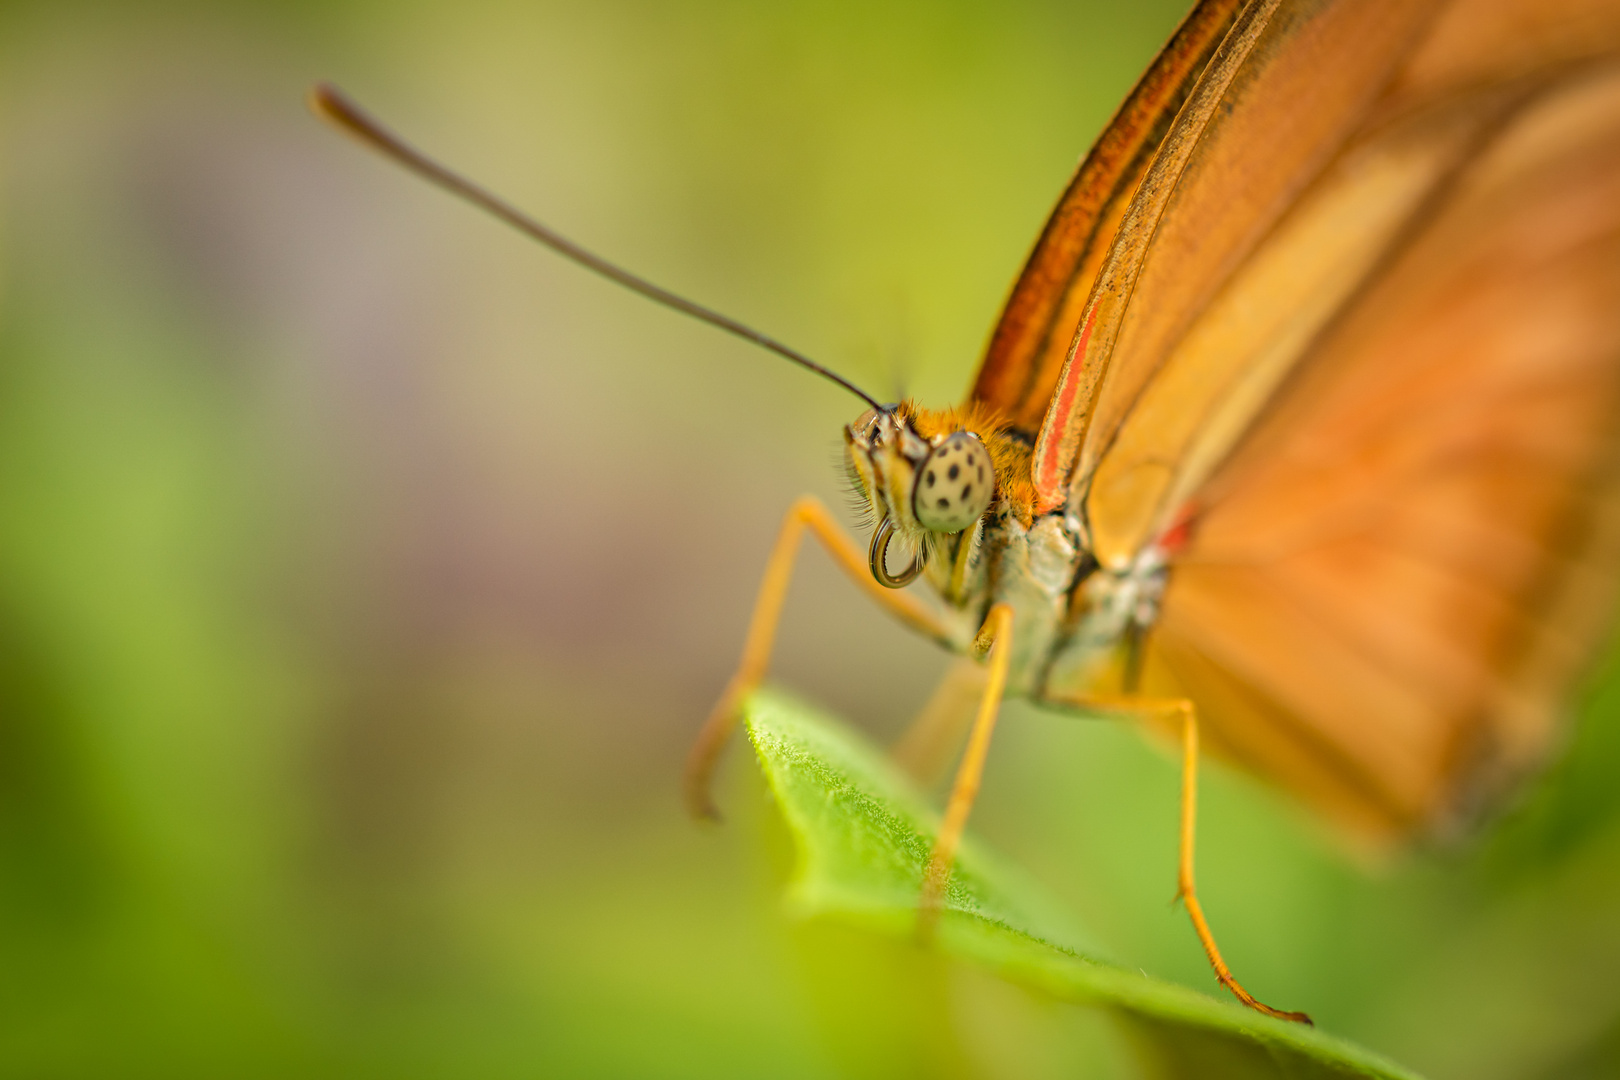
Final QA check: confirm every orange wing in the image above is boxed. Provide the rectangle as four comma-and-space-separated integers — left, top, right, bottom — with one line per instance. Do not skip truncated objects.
998, 0, 1620, 836
1027, 0, 1446, 512
1150, 60, 1620, 839
1077, 0, 1620, 566
966, 0, 1243, 436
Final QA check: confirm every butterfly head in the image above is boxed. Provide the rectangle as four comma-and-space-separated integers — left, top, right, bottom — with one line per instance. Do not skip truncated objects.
844, 404, 997, 587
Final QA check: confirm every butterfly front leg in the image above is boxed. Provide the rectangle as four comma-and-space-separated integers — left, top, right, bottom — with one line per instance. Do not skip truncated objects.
891, 656, 988, 785
1040, 689, 1312, 1025
918, 602, 1015, 934
683, 495, 957, 820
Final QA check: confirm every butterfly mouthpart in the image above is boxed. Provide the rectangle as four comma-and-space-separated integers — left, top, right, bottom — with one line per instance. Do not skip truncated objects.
869, 518, 927, 589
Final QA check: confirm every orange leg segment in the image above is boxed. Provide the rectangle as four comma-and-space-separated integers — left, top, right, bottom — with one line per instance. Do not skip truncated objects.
683, 496, 954, 820
918, 602, 1014, 934
891, 656, 988, 786
1171, 699, 1312, 1025
1045, 692, 1311, 1025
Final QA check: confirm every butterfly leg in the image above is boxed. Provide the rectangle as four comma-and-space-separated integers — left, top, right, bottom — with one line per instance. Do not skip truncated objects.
1168, 698, 1313, 1024
1042, 691, 1312, 1025
684, 495, 956, 820
891, 656, 987, 786
918, 603, 1014, 934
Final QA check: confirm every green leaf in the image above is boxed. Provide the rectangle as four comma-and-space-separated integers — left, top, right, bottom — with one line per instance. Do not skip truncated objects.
744, 687, 1425, 1080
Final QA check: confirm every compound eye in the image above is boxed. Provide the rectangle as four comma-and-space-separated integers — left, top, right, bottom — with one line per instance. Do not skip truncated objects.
913, 432, 992, 533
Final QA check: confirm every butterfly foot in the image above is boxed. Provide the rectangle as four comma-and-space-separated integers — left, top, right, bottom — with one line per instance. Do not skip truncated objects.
683, 679, 752, 822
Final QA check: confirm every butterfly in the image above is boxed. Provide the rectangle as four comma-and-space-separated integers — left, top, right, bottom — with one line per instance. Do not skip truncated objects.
313, 0, 1620, 1026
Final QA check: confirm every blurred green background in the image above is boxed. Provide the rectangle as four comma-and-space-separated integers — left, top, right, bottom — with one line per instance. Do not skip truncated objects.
1, 1, 1619, 1076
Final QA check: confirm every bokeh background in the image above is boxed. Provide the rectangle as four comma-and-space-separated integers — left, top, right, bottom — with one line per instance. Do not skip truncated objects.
2, 1, 1619, 1076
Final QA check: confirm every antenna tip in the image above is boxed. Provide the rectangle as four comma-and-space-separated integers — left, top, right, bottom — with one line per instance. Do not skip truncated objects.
307, 81, 340, 118
307, 81, 372, 142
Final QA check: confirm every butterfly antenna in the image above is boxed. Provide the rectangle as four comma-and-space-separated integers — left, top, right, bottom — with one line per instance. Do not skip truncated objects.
309, 83, 883, 412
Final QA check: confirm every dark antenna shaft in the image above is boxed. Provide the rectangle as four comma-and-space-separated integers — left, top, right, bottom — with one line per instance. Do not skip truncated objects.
309, 83, 883, 412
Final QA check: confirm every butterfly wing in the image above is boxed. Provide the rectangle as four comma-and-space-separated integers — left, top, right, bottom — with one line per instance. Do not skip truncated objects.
1024, 0, 1445, 514
1009, 0, 1620, 836
1149, 62, 1620, 837
967, 0, 1244, 436
1081, 0, 1620, 568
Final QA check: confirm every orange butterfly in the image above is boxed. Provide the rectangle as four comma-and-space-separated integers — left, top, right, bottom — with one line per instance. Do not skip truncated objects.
314, 0, 1620, 1026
